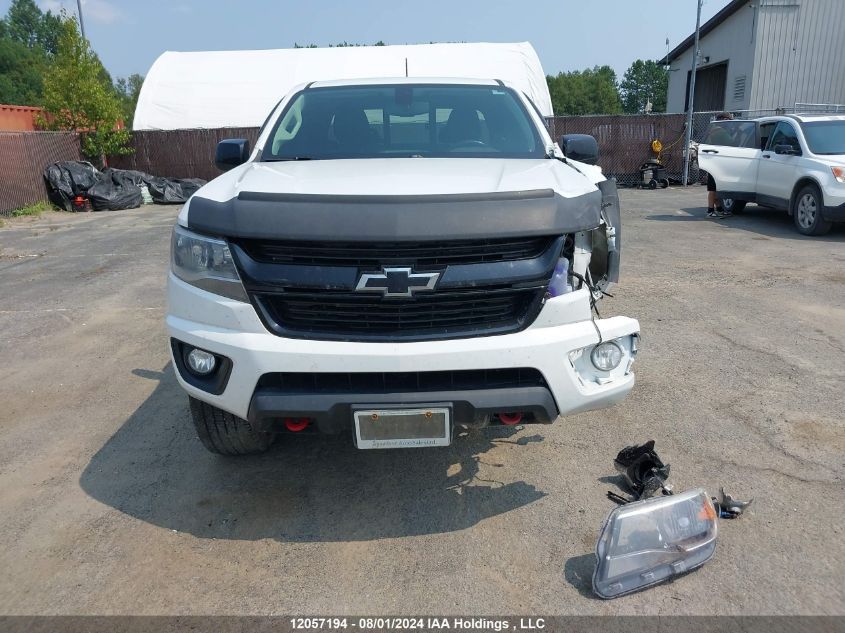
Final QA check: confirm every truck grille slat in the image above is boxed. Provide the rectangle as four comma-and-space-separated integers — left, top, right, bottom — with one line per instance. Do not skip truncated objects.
238, 236, 555, 267
257, 288, 543, 341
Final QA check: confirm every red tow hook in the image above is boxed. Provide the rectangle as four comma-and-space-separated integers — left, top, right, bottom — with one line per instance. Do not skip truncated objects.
284, 417, 311, 432
498, 412, 524, 425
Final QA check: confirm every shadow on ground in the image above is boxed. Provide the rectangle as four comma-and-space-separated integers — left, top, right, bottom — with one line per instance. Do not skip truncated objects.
80, 364, 546, 542
646, 204, 845, 242
563, 553, 600, 600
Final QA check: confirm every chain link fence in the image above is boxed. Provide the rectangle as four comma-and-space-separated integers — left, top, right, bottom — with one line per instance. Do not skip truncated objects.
549, 114, 688, 186
0, 131, 81, 216
109, 128, 260, 181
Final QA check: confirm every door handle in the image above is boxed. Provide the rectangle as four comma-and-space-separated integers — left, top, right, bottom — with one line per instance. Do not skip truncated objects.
762, 154, 771, 159
702, 149, 719, 154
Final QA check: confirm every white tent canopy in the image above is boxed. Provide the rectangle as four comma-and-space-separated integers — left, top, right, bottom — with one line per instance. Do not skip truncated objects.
133, 42, 553, 130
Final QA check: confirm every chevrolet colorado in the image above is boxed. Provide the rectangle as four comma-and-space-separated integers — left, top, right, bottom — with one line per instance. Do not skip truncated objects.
166, 77, 640, 454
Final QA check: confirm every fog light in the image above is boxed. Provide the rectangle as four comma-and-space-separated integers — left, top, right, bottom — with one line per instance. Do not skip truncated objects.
187, 348, 216, 375
591, 341, 623, 371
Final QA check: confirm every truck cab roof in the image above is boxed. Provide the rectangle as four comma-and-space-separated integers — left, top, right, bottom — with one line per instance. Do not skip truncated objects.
306, 77, 505, 89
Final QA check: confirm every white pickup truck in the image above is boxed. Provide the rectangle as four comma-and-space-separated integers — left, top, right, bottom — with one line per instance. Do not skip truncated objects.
699, 113, 845, 235
166, 77, 640, 454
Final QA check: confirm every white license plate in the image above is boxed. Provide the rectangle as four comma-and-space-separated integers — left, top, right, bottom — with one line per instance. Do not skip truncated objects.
354, 407, 451, 449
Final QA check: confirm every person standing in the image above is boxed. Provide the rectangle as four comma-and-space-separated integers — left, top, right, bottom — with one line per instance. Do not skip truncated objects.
706, 112, 734, 218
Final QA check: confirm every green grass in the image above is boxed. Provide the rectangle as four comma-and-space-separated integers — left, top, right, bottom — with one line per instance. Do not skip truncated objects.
9, 200, 57, 218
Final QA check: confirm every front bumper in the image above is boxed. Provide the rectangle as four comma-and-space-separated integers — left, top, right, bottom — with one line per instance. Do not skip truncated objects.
822, 180, 845, 220
167, 274, 640, 429
249, 385, 560, 434
823, 202, 845, 222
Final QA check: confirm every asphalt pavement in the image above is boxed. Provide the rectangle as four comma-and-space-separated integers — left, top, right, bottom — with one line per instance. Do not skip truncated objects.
0, 188, 842, 615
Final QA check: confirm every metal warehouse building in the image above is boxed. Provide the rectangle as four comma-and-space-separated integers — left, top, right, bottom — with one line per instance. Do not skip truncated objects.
663, 0, 845, 113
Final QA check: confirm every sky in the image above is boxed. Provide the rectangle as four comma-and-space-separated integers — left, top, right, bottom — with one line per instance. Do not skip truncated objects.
3, 0, 732, 81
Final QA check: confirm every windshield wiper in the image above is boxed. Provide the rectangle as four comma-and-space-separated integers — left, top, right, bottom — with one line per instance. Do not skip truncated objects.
263, 156, 315, 162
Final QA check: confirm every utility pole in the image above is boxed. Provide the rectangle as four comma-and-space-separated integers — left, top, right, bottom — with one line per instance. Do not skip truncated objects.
682, 0, 703, 186
76, 0, 86, 40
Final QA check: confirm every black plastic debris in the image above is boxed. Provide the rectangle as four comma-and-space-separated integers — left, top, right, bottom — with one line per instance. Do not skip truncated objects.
87, 171, 143, 211
104, 168, 152, 188
146, 176, 206, 204
613, 439, 671, 500
42, 161, 207, 211
42, 161, 101, 211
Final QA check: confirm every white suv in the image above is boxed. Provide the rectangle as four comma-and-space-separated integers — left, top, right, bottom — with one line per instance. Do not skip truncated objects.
166, 77, 639, 455
698, 114, 845, 235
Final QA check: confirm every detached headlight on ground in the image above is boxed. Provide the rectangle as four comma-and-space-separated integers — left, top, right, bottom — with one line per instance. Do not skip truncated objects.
591, 341, 623, 371
593, 488, 718, 599
171, 225, 247, 301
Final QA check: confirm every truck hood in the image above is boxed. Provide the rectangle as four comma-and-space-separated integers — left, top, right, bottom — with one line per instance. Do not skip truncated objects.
182, 158, 605, 241
814, 155, 845, 166
191, 157, 600, 203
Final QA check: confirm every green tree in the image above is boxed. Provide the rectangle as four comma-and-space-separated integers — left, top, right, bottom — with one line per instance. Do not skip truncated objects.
114, 73, 144, 126
3, 0, 61, 54
546, 65, 622, 115
40, 15, 131, 165
0, 35, 43, 104
620, 59, 668, 114
4, 0, 41, 48
0, 0, 64, 104
38, 9, 62, 56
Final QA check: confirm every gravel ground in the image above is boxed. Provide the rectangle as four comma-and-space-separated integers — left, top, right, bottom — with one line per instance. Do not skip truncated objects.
0, 188, 842, 616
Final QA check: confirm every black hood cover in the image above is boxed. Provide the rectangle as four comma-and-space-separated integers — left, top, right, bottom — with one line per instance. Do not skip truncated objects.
186, 188, 602, 241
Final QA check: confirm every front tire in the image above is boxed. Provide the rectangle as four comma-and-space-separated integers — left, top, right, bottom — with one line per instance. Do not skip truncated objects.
793, 185, 832, 236
720, 197, 746, 214
189, 397, 274, 455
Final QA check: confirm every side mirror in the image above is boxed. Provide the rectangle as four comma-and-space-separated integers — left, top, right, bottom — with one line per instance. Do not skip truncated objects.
215, 139, 251, 171
774, 143, 799, 156
560, 134, 599, 165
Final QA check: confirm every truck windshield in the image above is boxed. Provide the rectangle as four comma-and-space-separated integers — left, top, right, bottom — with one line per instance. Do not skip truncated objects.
262, 84, 545, 160
801, 120, 845, 155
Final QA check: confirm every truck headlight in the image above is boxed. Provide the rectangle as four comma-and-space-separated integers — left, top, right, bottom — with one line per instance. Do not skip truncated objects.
171, 225, 247, 301
593, 488, 718, 599
832, 166, 845, 184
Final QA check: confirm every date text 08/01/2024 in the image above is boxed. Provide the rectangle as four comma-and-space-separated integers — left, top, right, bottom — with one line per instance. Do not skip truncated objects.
289, 617, 547, 630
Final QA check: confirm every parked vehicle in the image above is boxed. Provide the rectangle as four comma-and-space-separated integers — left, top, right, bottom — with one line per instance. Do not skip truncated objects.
698, 114, 845, 235
166, 78, 640, 455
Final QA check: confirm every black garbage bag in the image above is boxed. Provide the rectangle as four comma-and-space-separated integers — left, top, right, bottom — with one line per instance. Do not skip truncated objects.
147, 176, 206, 204
178, 178, 206, 199
42, 161, 101, 211
87, 172, 142, 211
102, 168, 153, 188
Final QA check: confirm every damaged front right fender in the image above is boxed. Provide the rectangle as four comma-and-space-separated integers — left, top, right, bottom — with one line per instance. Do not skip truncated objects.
589, 178, 621, 292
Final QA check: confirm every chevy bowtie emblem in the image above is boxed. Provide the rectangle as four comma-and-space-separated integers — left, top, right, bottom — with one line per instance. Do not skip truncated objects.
355, 267, 440, 297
